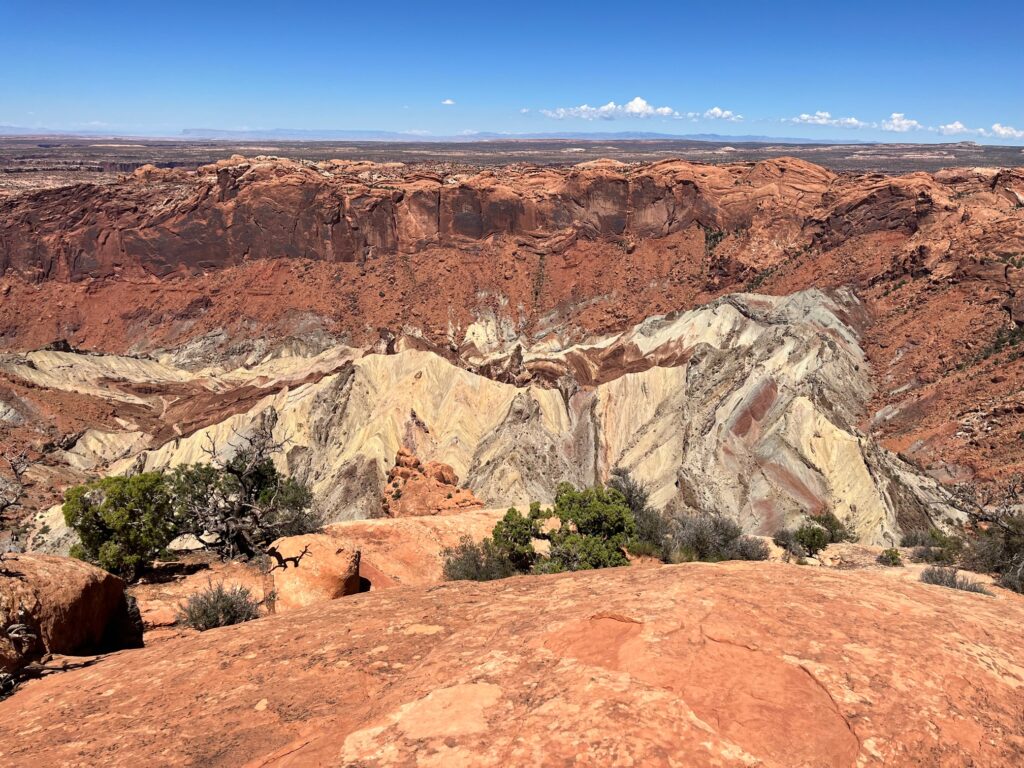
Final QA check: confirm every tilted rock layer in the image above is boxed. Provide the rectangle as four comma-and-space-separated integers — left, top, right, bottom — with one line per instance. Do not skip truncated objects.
16, 289, 958, 547
1, 563, 1021, 767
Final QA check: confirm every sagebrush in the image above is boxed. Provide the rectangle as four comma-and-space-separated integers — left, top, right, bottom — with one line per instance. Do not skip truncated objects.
919, 566, 991, 596
177, 582, 262, 630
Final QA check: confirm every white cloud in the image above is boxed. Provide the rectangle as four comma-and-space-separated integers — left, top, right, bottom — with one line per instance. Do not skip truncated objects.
992, 123, 1024, 140
697, 106, 743, 122
519, 108, 530, 114
881, 112, 928, 132
786, 111, 869, 128
938, 120, 971, 135
541, 96, 679, 120
937, 120, 991, 136
441, 98, 456, 106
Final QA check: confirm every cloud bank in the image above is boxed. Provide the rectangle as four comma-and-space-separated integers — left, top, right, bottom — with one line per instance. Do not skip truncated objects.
541, 97, 742, 122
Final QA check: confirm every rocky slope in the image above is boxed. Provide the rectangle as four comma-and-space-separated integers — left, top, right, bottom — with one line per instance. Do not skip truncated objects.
1, 562, 1022, 767
13, 288, 960, 548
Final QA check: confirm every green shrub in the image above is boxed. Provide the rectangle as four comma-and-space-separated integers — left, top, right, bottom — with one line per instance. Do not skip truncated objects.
443, 482, 638, 579
491, 507, 541, 571
170, 450, 321, 559
913, 528, 964, 565
64, 423, 321, 580
960, 515, 1024, 595
541, 484, 636, 572
999, 559, 1024, 593
666, 512, 768, 563
550, 483, 636, 545
624, 538, 664, 559
543, 532, 630, 572
177, 582, 261, 630
794, 523, 830, 557
811, 511, 855, 543
951, 477, 1024, 593
772, 528, 807, 558
63, 472, 180, 580
609, 468, 669, 558
878, 548, 903, 567
919, 566, 991, 595
441, 536, 519, 581
730, 535, 770, 561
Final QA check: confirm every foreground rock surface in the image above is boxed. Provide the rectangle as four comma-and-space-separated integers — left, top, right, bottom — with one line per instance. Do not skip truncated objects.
1, 563, 1022, 767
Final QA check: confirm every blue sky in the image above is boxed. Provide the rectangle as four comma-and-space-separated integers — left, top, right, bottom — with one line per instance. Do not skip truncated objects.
3, 0, 1023, 143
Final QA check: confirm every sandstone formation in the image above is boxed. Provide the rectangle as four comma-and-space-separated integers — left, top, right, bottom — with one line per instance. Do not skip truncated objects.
0, 156, 841, 283
381, 447, 484, 517
1, 562, 1021, 766
0, 553, 140, 676
323, 509, 505, 588
266, 532, 361, 613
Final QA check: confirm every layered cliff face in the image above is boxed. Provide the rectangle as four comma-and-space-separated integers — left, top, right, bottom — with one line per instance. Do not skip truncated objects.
1, 155, 1024, 539
0, 156, 838, 282
15, 289, 960, 549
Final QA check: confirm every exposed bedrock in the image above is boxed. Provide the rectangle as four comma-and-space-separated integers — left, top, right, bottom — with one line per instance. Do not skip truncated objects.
17, 288, 961, 548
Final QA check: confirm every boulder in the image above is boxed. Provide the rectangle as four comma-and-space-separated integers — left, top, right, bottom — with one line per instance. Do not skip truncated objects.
268, 533, 361, 613
0, 553, 140, 675
324, 508, 505, 588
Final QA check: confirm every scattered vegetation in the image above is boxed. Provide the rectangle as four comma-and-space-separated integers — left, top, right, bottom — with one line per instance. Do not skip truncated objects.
813, 511, 856, 544
441, 483, 634, 581
541, 484, 636, 573
977, 323, 1024, 362
794, 523, 830, 557
702, 226, 726, 257
955, 477, 1024, 594
773, 512, 854, 560
176, 582, 262, 630
899, 529, 933, 548
911, 528, 964, 565
442, 473, 768, 583
919, 566, 992, 596
441, 536, 519, 581
665, 512, 769, 563
877, 548, 904, 567
64, 416, 321, 580
609, 467, 667, 559
772, 528, 806, 559
0, 450, 29, 525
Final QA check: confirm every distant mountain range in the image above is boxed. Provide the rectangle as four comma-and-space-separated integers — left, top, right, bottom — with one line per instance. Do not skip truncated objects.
180, 128, 871, 145
0, 124, 876, 145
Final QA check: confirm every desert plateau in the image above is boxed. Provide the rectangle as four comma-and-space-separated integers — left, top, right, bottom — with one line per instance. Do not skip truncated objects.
3, 1, 1024, 765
